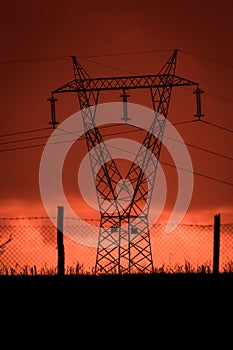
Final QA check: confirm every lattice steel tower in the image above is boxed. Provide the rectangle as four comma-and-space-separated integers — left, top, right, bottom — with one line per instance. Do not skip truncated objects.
49, 49, 201, 274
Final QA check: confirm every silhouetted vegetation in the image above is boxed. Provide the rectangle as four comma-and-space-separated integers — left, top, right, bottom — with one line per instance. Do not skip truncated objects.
1, 259, 233, 276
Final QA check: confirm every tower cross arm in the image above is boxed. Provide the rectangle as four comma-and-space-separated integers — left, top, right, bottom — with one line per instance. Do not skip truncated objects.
52, 74, 199, 94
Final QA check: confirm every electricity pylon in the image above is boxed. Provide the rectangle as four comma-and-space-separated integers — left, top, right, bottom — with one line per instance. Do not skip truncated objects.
49, 49, 201, 274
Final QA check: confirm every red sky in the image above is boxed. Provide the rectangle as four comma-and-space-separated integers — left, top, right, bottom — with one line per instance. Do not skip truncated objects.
0, 0, 233, 271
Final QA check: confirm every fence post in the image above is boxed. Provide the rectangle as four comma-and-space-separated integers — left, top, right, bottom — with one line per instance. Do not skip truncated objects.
213, 213, 221, 274
57, 206, 65, 276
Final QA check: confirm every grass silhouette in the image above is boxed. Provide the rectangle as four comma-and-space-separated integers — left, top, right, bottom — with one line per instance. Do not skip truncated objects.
1, 259, 233, 275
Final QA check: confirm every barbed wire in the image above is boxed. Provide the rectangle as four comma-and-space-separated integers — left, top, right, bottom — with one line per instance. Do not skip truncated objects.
0, 216, 232, 227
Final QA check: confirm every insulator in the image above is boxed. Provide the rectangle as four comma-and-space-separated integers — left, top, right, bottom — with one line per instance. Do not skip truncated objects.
120, 89, 131, 123
47, 95, 59, 128
193, 87, 204, 120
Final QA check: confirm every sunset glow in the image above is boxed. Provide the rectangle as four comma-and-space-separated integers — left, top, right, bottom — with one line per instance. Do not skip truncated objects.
0, 0, 232, 275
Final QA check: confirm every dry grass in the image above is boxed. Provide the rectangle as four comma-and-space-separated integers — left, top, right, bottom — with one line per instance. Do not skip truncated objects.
1, 259, 233, 275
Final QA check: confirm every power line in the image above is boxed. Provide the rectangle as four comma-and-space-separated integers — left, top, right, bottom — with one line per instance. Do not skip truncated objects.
0, 49, 172, 65
82, 57, 233, 104
182, 85, 233, 104
81, 57, 135, 75
80, 49, 172, 58
1, 50, 233, 107
102, 126, 233, 161
81, 59, 233, 105
0, 142, 47, 152
0, 123, 232, 163
163, 135, 233, 162
204, 92, 233, 103
107, 143, 233, 187
1, 49, 232, 70
167, 120, 197, 126
161, 160, 233, 187
35, 124, 233, 186
200, 120, 233, 133
0, 126, 80, 146
0, 134, 50, 146
0, 127, 53, 138
181, 50, 233, 69
0, 56, 69, 65
0, 135, 232, 187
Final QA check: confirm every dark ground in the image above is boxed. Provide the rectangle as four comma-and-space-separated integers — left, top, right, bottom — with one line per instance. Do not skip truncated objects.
1, 272, 233, 298
1, 273, 232, 338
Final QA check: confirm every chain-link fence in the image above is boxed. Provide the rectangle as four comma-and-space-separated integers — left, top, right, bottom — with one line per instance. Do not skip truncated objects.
0, 215, 232, 275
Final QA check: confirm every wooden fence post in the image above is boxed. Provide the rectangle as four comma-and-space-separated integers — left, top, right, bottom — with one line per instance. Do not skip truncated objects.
213, 213, 221, 274
57, 206, 65, 276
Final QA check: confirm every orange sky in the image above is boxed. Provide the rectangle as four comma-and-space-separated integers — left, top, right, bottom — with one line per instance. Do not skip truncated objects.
0, 0, 232, 270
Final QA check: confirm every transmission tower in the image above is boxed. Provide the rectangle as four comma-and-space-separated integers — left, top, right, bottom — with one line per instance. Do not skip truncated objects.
48, 49, 201, 274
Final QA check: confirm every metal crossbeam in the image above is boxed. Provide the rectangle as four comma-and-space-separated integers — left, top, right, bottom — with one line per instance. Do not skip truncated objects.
52, 74, 198, 94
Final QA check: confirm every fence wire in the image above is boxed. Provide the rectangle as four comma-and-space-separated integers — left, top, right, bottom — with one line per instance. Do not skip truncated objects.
0, 217, 232, 275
